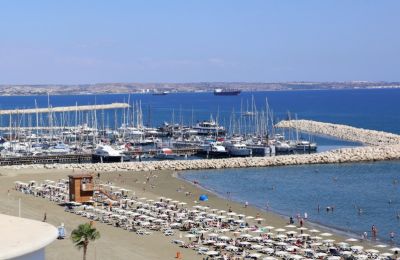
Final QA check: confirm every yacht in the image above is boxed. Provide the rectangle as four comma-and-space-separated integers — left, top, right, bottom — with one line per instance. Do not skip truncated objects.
193, 120, 225, 136
92, 144, 130, 163
198, 140, 228, 158
48, 142, 70, 154
223, 142, 252, 157
295, 140, 317, 152
154, 148, 178, 160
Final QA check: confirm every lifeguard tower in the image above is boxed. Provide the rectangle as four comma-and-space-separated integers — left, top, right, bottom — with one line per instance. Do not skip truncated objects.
68, 174, 94, 203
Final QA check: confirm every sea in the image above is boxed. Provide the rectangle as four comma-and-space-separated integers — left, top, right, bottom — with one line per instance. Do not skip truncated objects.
2, 88, 400, 243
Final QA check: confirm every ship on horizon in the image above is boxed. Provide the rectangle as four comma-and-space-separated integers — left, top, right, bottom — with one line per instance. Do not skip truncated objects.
213, 88, 241, 96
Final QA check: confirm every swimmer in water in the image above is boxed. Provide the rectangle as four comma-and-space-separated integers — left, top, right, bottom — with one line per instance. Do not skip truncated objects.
358, 208, 363, 215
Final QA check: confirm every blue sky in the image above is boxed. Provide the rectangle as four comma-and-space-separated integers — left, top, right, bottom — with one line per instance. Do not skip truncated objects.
0, 0, 399, 84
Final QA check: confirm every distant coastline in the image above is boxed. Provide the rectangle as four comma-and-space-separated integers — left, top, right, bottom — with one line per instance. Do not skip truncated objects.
0, 81, 400, 96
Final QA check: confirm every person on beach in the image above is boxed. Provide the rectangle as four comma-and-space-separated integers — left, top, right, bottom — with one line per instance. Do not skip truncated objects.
390, 231, 395, 243
244, 201, 248, 208
43, 212, 47, 222
372, 225, 377, 238
317, 204, 320, 213
299, 218, 304, 227
304, 212, 308, 219
363, 231, 368, 240
289, 216, 295, 225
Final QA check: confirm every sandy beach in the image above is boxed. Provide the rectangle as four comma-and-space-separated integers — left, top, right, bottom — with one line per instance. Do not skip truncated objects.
0, 167, 381, 259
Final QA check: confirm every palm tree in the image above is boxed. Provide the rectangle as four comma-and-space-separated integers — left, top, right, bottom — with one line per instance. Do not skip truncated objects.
71, 223, 100, 260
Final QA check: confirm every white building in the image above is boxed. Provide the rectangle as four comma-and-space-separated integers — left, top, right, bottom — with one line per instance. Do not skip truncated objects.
0, 214, 58, 260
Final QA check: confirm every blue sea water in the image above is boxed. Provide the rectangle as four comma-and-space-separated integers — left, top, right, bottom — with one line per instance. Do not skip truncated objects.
181, 162, 400, 244
2, 88, 400, 242
2, 88, 400, 134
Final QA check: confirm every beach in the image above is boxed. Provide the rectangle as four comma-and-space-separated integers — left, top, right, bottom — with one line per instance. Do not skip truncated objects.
0, 167, 383, 260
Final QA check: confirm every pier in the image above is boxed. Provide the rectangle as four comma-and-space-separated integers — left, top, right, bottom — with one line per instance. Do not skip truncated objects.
0, 102, 129, 115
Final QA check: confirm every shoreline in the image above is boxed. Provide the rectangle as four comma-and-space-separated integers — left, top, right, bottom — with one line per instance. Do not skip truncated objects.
176, 171, 391, 246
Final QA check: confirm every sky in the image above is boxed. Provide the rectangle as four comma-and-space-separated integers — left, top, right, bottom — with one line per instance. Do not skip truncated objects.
0, 0, 399, 84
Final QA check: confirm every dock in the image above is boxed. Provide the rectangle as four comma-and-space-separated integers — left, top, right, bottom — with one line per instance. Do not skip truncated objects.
0, 103, 129, 115
0, 154, 92, 166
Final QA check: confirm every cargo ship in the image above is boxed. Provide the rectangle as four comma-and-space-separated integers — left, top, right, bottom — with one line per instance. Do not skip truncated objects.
213, 88, 241, 96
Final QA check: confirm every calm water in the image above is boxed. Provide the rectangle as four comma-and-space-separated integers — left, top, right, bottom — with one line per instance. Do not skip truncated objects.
181, 162, 400, 244
1, 89, 400, 134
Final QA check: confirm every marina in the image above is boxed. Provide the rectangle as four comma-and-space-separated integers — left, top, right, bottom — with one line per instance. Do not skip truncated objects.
0, 95, 324, 165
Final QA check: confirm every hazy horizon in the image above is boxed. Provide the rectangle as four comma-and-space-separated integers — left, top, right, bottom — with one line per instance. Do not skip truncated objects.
1, 0, 399, 84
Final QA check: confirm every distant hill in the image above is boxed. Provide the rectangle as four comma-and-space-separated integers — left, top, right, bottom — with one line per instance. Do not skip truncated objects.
0, 81, 399, 95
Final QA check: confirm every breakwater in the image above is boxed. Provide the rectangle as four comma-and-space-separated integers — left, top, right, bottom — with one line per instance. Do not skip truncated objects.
275, 119, 400, 146
4, 144, 400, 172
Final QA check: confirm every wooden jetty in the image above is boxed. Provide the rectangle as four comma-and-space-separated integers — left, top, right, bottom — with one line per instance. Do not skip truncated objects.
0, 148, 202, 166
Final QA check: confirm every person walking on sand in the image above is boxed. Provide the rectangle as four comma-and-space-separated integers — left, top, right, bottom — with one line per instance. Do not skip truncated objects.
244, 201, 248, 208
43, 212, 47, 222
372, 225, 378, 239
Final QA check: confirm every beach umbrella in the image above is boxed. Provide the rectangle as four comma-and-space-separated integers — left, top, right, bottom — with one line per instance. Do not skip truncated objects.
390, 247, 400, 251
286, 231, 297, 235
290, 255, 303, 260
264, 225, 274, 230
262, 257, 277, 260
240, 234, 252, 238
249, 253, 262, 259
215, 242, 227, 247
275, 251, 288, 257
351, 245, 364, 251
227, 212, 237, 216
345, 238, 358, 242
239, 241, 251, 246
309, 229, 320, 233
320, 232, 332, 237
375, 244, 387, 248
260, 247, 274, 254
337, 242, 349, 247
315, 253, 327, 258
365, 249, 380, 254
207, 233, 218, 237
275, 228, 286, 232
310, 236, 322, 240
285, 224, 296, 228
251, 244, 263, 250
219, 235, 230, 240
185, 234, 196, 238
327, 256, 341, 260
297, 227, 307, 231
310, 242, 322, 246
205, 250, 219, 256
381, 253, 394, 257
246, 216, 254, 219
199, 194, 208, 201
226, 245, 238, 251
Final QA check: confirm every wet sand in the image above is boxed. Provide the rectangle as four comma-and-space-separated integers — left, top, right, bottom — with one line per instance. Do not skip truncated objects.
0, 167, 380, 259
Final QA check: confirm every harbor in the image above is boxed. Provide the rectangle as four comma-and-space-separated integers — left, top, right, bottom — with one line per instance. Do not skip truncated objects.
0, 97, 322, 165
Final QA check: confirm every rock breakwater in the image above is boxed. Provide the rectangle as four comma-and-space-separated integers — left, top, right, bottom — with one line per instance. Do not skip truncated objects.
4, 145, 400, 172
275, 119, 400, 146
